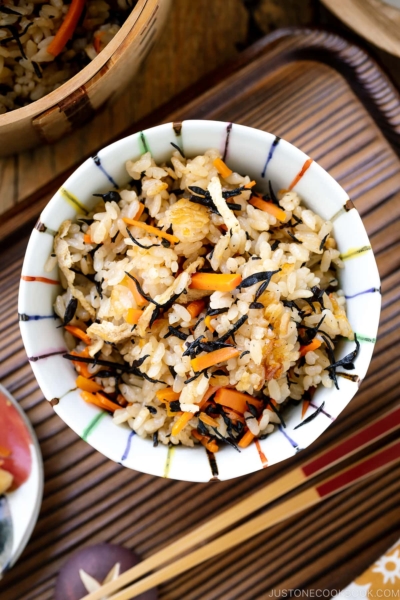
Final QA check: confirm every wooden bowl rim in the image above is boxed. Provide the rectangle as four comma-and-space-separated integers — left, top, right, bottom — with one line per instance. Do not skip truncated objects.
0, 0, 154, 126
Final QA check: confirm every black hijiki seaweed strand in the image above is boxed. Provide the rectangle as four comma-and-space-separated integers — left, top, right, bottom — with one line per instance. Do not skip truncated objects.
265, 398, 286, 428
237, 269, 281, 289
206, 307, 229, 317
188, 194, 241, 214
319, 234, 329, 251
211, 426, 241, 453
294, 401, 326, 429
1, 23, 33, 59
93, 191, 121, 203
124, 272, 162, 307
182, 335, 207, 358
249, 302, 264, 309
126, 228, 161, 249
0, 5, 21, 14
170, 142, 185, 158
327, 334, 360, 371
297, 315, 326, 345
149, 306, 161, 328
270, 240, 280, 251
164, 326, 189, 341
319, 334, 339, 389
169, 401, 181, 412
246, 402, 258, 418
63, 353, 165, 384
184, 369, 208, 384
63, 298, 78, 326
268, 180, 280, 206
217, 315, 248, 343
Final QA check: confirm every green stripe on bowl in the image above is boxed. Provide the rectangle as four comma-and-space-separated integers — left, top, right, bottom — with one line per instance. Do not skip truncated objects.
82, 412, 106, 441
139, 131, 151, 155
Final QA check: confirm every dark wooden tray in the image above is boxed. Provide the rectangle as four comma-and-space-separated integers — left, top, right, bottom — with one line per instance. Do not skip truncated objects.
1, 29, 400, 600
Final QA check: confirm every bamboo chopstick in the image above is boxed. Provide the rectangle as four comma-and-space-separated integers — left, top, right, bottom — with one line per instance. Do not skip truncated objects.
111, 438, 400, 600
83, 404, 400, 600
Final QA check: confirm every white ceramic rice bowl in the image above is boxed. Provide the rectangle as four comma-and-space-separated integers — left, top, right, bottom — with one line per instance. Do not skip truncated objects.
18, 120, 381, 482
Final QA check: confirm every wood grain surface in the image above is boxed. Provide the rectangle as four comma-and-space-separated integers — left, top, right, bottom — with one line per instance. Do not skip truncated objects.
1, 29, 400, 600
321, 0, 400, 58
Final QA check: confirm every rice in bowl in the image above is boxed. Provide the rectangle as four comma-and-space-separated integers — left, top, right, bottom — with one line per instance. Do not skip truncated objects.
0, 0, 135, 113
50, 148, 358, 453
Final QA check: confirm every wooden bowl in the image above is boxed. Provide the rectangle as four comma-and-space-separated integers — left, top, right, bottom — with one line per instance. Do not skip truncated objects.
0, 0, 171, 157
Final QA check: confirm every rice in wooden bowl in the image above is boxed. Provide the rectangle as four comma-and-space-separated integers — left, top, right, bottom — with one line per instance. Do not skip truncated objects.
0, 0, 170, 155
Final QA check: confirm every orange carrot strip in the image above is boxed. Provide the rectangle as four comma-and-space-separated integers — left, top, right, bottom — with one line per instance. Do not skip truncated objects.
222, 407, 245, 424
117, 394, 128, 408
206, 439, 219, 453
81, 391, 118, 413
202, 386, 220, 403
199, 412, 219, 428
76, 376, 103, 394
215, 388, 263, 415
186, 300, 205, 319
244, 180, 256, 189
126, 308, 143, 325
204, 315, 215, 333
302, 400, 310, 419
83, 233, 92, 244
171, 387, 219, 430
64, 324, 92, 345
96, 392, 121, 413
299, 338, 322, 357
123, 218, 179, 243
191, 429, 219, 453
80, 391, 100, 406
156, 388, 180, 402
249, 196, 286, 222
190, 273, 242, 292
191, 347, 240, 373
171, 412, 196, 436
134, 203, 145, 220
238, 429, 255, 449
123, 275, 147, 307
93, 30, 106, 53
71, 347, 92, 378
192, 430, 203, 442
47, 0, 86, 57
213, 158, 233, 178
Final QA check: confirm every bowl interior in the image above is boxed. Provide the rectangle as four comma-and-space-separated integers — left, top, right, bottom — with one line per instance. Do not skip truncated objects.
18, 120, 381, 482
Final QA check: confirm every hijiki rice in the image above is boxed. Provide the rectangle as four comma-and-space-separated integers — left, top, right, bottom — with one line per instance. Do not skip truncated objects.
50, 147, 358, 452
0, 0, 136, 113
